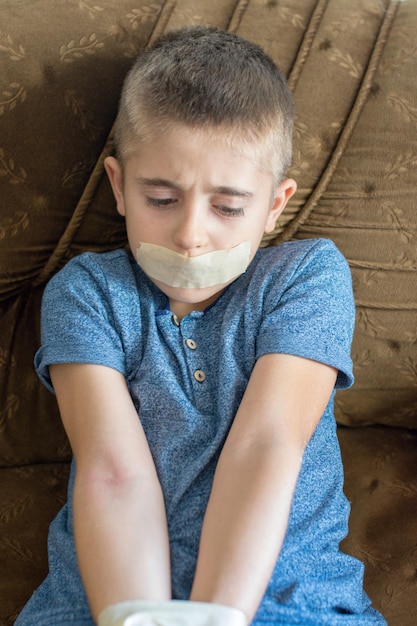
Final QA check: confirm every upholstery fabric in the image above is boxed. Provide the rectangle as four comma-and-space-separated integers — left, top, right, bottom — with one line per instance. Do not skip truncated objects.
339, 426, 417, 626
0, 1, 416, 625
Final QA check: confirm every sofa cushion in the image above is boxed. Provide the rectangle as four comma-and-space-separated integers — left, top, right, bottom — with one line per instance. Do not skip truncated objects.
0, 289, 70, 467
0, 463, 70, 625
339, 425, 417, 626
271, 0, 417, 428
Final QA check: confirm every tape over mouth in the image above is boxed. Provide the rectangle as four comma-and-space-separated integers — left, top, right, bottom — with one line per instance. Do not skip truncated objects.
135, 241, 251, 289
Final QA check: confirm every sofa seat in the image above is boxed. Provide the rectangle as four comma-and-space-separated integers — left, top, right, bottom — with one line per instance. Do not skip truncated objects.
0, 463, 70, 625
339, 426, 417, 625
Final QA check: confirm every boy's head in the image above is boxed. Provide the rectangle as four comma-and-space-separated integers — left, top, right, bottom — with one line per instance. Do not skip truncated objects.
114, 26, 294, 183
106, 27, 297, 318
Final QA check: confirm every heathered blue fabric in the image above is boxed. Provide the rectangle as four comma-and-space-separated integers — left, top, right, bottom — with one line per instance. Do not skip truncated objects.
16, 238, 386, 625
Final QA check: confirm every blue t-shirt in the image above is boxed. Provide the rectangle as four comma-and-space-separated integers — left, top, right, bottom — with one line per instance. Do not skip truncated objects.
16, 239, 386, 626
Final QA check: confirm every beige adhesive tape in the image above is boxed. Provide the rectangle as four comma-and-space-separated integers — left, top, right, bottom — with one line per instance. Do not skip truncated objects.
135, 241, 251, 289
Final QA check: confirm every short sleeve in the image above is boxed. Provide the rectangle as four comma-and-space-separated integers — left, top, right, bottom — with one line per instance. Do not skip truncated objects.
34, 254, 127, 393
255, 240, 355, 389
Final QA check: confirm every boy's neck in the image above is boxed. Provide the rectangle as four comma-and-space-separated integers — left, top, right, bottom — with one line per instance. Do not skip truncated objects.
169, 290, 225, 320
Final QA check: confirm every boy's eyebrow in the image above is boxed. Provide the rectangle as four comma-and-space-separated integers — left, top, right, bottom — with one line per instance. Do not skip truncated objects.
136, 177, 181, 190
212, 186, 253, 198
136, 177, 253, 198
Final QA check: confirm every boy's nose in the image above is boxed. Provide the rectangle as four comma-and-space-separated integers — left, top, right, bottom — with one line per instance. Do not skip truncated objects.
173, 207, 208, 253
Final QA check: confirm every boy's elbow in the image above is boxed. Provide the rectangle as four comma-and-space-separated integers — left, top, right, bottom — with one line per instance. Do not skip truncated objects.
221, 434, 305, 473
74, 452, 160, 496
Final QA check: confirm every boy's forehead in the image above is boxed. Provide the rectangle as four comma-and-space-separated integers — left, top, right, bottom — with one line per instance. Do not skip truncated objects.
126, 121, 275, 176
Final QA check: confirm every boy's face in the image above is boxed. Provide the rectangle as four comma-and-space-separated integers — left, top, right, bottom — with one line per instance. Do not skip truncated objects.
105, 124, 296, 318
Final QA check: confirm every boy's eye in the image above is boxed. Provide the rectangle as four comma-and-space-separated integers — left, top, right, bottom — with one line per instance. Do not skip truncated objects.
146, 197, 177, 208
214, 205, 244, 218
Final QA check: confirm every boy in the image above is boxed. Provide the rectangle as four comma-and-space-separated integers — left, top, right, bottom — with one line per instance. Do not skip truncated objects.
16, 27, 386, 626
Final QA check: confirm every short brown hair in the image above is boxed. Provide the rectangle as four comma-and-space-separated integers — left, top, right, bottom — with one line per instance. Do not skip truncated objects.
115, 26, 294, 182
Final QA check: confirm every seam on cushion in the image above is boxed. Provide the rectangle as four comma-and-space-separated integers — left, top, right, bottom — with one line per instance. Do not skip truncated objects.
349, 259, 417, 272
355, 301, 417, 311
33, 0, 177, 288
287, 0, 330, 92
275, 0, 401, 245
227, 0, 251, 33
147, 0, 177, 43
32, 140, 113, 288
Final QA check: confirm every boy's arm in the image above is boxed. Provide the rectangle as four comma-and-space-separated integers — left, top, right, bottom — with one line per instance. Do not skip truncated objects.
49, 362, 171, 621
190, 352, 338, 623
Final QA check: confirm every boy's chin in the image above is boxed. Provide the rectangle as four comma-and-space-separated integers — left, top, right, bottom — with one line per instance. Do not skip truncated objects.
152, 279, 231, 313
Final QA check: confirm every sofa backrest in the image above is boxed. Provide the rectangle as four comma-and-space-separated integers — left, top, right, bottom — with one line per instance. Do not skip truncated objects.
1, 0, 416, 467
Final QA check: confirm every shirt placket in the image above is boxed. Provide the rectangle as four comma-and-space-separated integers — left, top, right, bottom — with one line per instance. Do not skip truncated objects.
177, 315, 207, 387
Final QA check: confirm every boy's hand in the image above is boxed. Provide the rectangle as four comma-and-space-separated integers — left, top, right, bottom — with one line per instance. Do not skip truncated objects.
98, 600, 247, 626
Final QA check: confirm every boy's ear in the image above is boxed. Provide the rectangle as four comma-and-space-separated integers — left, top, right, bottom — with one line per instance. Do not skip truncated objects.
104, 156, 126, 217
264, 178, 297, 234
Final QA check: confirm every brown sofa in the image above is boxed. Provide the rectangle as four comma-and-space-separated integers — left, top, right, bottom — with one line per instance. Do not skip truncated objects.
1, 1, 416, 624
